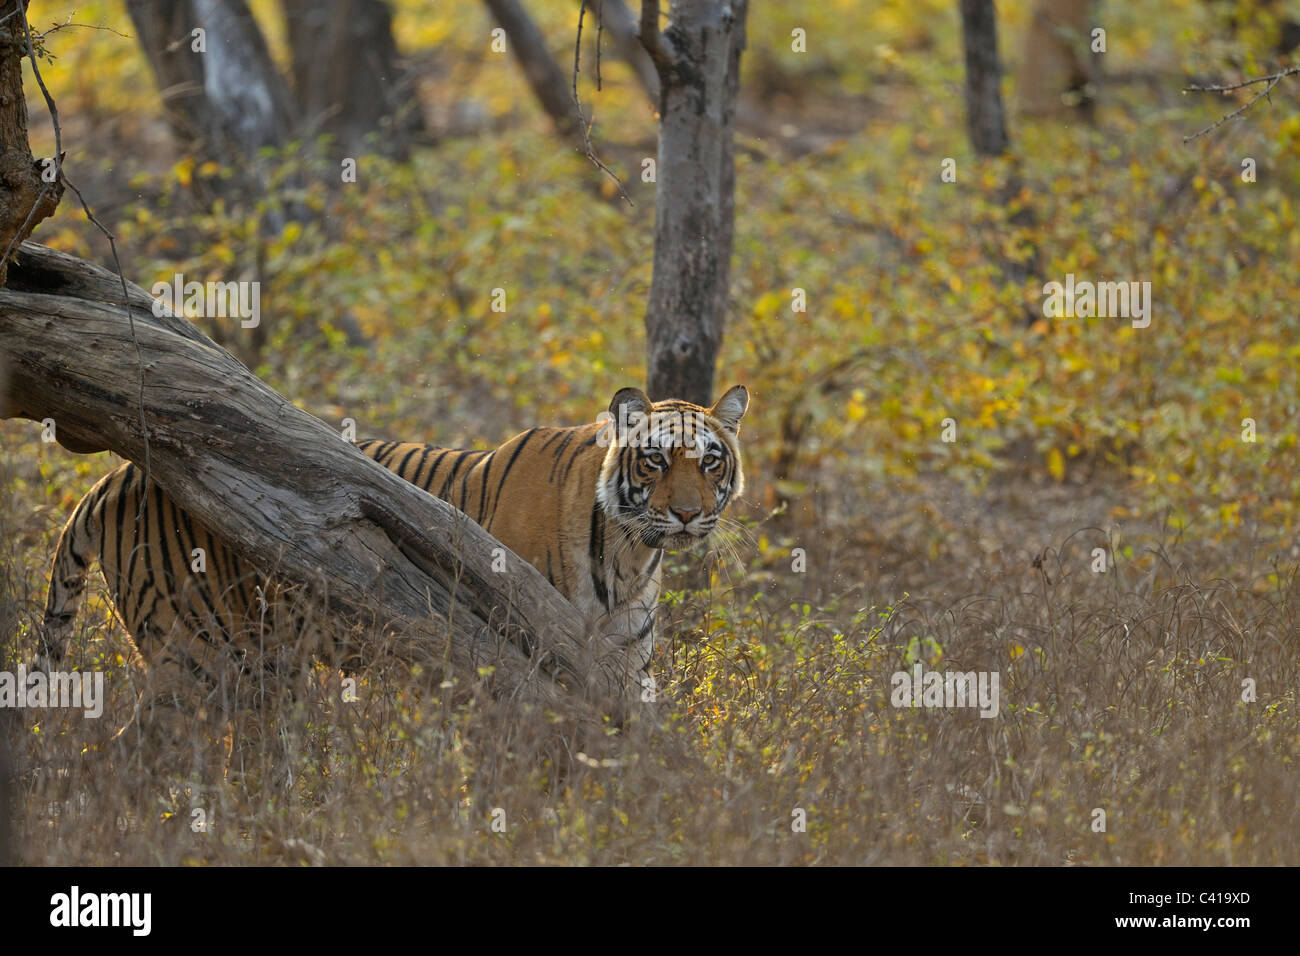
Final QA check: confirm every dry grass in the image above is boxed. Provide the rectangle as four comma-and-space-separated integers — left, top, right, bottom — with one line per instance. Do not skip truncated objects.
3, 440, 1297, 866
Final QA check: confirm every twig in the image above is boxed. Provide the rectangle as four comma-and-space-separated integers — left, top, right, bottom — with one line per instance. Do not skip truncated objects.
16, 6, 151, 490
1183, 66, 1300, 142
574, 0, 633, 206
33, 13, 132, 42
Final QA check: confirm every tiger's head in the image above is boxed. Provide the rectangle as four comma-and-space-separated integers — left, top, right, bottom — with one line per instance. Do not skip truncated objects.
596, 385, 748, 550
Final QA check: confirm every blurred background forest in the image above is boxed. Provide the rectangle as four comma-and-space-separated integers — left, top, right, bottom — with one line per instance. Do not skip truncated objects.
2, 0, 1299, 865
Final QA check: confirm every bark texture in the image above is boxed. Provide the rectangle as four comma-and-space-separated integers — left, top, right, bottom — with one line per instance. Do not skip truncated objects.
639, 0, 748, 406
125, 0, 297, 170
959, 0, 1010, 156
0, 243, 641, 733
283, 0, 422, 159
0, 0, 62, 286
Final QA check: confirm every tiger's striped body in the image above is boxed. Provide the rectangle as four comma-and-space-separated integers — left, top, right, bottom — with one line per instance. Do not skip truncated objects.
358, 428, 664, 669
41, 386, 748, 708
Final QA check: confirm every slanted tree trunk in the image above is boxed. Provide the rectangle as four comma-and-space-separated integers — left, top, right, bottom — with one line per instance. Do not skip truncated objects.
282, 0, 423, 160
959, 0, 1010, 156
125, 0, 297, 191
639, 0, 748, 405
0, 243, 641, 738
0, 0, 62, 285
483, 0, 582, 145
1016, 0, 1096, 120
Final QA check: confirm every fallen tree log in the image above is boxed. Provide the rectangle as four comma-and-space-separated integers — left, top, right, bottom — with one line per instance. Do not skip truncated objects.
0, 242, 640, 735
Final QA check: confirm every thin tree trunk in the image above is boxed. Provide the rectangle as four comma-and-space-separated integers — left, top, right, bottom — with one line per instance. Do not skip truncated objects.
639, 0, 748, 405
0, 243, 641, 736
959, 0, 1009, 156
282, 0, 423, 160
483, 0, 581, 145
0, 0, 62, 286
1016, 0, 1096, 120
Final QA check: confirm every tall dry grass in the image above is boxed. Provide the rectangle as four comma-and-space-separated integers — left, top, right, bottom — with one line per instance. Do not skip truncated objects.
3, 458, 1296, 865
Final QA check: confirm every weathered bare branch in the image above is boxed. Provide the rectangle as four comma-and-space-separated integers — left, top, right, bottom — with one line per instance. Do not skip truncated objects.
1183, 66, 1300, 142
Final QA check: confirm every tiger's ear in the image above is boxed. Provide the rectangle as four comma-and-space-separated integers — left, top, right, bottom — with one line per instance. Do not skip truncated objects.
609, 386, 653, 421
708, 385, 749, 434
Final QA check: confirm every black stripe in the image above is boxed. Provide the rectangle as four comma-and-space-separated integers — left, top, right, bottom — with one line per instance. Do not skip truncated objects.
489, 428, 538, 520
547, 430, 577, 483
560, 431, 600, 485
393, 444, 423, 479
474, 449, 498, 523
412, 445, 436, 485
420, 449, 456, 493
589, 503, 608, 610
457, 453, 487, 513
115, 469, 139, 625
174, 498, 225, 635
438, 451, 473, 500
141, 481, 178, 634
128, 480, 164, 638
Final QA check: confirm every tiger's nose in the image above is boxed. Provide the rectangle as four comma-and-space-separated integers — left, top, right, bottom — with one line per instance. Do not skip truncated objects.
671, 506, 700, 525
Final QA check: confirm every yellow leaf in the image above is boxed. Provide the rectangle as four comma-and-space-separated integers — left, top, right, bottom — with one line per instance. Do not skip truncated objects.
173, 156, 194, 187
1047, 447, 1065, 482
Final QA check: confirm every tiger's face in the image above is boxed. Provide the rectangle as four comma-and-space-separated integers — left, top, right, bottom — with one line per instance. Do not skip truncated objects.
596, 385, 748, 550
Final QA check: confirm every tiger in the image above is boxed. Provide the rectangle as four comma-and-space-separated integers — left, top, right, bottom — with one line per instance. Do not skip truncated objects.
39, 385, 749, 715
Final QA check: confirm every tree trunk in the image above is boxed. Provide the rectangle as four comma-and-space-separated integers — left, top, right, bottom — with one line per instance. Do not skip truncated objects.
125, 0, 359, 357
483, 0, 581, 145
125, 0, 297, 181
958, 0, 1010, 156
0, 0, 62, 286
282, 0, 423, 160
1016, 0, 1096, 120
0, 243, 641, 735
639, 0, 748, 406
